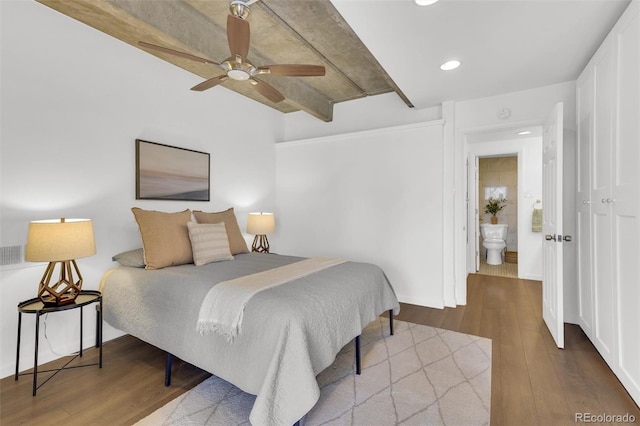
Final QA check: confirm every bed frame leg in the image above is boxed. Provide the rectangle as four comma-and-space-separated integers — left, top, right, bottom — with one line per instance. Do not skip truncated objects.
389, 309, 394, 336
165, 353, 173, 387
355, 335, 361, 375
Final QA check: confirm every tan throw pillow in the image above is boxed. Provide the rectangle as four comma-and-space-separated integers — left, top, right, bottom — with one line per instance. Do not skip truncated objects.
131, 208, 193, 270
187, 222, 234, 266
192, 208, 249, 255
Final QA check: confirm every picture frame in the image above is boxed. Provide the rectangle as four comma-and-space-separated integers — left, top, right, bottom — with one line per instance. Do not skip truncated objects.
136, 139, 210, 201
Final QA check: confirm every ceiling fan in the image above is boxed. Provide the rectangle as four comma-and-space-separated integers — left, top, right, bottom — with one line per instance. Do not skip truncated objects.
138, 0, 326, 103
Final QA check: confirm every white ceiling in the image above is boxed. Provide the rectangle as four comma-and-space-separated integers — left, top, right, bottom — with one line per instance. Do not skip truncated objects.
331, 0, 631, 110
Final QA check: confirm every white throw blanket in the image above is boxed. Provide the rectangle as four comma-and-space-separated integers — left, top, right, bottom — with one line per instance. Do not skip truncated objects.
197, 257, 347, 341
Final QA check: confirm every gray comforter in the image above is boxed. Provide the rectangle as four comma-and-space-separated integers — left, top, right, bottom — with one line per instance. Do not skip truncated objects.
100, 253, 399, 426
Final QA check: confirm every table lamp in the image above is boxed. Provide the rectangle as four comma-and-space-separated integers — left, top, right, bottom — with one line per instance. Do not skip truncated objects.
25, 218, 96, 306
247, 212, 275, 253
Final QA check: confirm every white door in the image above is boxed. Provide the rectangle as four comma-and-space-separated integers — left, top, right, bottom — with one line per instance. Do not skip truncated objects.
590, 41, 616, 361
542, 102, 565, 348
474, 156, 480, 271
576, 70, 594, 337
466, 155, 481, 272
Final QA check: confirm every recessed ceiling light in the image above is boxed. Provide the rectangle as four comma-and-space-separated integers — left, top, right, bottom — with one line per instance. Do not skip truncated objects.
440, 60, 460, 71
415, 0, 439, 5
517, 130, 532, 135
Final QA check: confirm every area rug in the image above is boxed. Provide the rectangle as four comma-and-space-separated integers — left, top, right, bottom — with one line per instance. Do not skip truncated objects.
136, 318, 491, 425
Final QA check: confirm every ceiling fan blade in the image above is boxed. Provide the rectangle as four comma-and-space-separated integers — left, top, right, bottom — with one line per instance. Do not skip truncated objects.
138, 41, 219, 65
227, 15, 250, 59
191, 75, 228, 91
258, 64, 326, 77
251, 78, 285, 103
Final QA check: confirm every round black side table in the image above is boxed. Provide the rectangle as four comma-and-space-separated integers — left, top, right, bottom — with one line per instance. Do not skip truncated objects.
15, 290, 103, 396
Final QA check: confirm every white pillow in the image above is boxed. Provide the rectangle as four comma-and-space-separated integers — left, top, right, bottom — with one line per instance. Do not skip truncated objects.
187, 222, 234, 266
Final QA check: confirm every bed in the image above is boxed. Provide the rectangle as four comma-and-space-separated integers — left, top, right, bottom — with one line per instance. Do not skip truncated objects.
100, 251, 399, 426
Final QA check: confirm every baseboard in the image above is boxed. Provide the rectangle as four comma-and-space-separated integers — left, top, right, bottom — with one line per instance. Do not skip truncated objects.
396, 293, 445, 309
519, 273, 542, 281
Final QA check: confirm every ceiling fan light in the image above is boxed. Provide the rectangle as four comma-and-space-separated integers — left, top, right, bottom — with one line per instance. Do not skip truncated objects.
228, 69, 251, 81
440, 60, 461, 71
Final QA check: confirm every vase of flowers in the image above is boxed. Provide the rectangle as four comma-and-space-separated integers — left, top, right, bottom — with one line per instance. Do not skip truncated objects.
485, 197, 507, 224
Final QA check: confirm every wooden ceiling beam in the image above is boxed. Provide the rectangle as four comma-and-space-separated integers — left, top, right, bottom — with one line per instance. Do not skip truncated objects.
36, 0, 333, 121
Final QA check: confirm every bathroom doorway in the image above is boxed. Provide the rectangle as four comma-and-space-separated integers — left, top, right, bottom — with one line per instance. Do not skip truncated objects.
465, 127, 544, 282
477, 155, 518, 278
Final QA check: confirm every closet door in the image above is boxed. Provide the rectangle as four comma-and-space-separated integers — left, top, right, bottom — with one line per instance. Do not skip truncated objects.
577, 0, 640, 406
590, 37, 616, 362
612, 6, 640, 403
576, 71, 593, 336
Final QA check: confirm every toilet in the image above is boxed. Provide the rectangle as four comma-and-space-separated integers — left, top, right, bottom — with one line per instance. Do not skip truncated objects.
480, 223, 509, 265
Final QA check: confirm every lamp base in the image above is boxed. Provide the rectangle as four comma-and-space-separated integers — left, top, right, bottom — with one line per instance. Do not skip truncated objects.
41, 293, 76, 306
251, 235, 270, 254
38, 260, 83, 306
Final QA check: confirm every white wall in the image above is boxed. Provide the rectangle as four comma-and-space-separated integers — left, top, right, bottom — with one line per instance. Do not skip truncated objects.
283, 92, 441, 141
0, 1, 283, 378
467, 137, 544, 281
274, 122, 447, 308
279, 81, 580, 317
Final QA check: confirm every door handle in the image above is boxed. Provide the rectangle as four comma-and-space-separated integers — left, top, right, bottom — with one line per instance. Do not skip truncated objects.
545, 234, 571, 242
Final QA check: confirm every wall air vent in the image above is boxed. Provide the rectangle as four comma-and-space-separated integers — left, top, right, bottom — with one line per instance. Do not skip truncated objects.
1, 245, 24, 266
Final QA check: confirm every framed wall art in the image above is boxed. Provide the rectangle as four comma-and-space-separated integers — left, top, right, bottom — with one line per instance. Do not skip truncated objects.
136, 139, 210, 201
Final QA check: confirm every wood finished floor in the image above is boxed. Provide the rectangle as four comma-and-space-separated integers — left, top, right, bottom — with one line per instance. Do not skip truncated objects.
1, 273, 638, 425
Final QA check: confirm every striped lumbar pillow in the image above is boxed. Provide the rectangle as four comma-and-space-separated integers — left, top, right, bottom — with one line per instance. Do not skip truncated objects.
187, 222, 234, 266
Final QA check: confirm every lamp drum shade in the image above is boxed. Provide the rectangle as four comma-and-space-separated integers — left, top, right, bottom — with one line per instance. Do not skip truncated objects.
26, 218, 96, 262
247, 212, 275, 235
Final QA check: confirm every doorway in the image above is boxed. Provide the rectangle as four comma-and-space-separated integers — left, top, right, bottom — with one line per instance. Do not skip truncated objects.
465, 126, 544, 282
477, 155, 518, 278
459, 102, 567, 348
